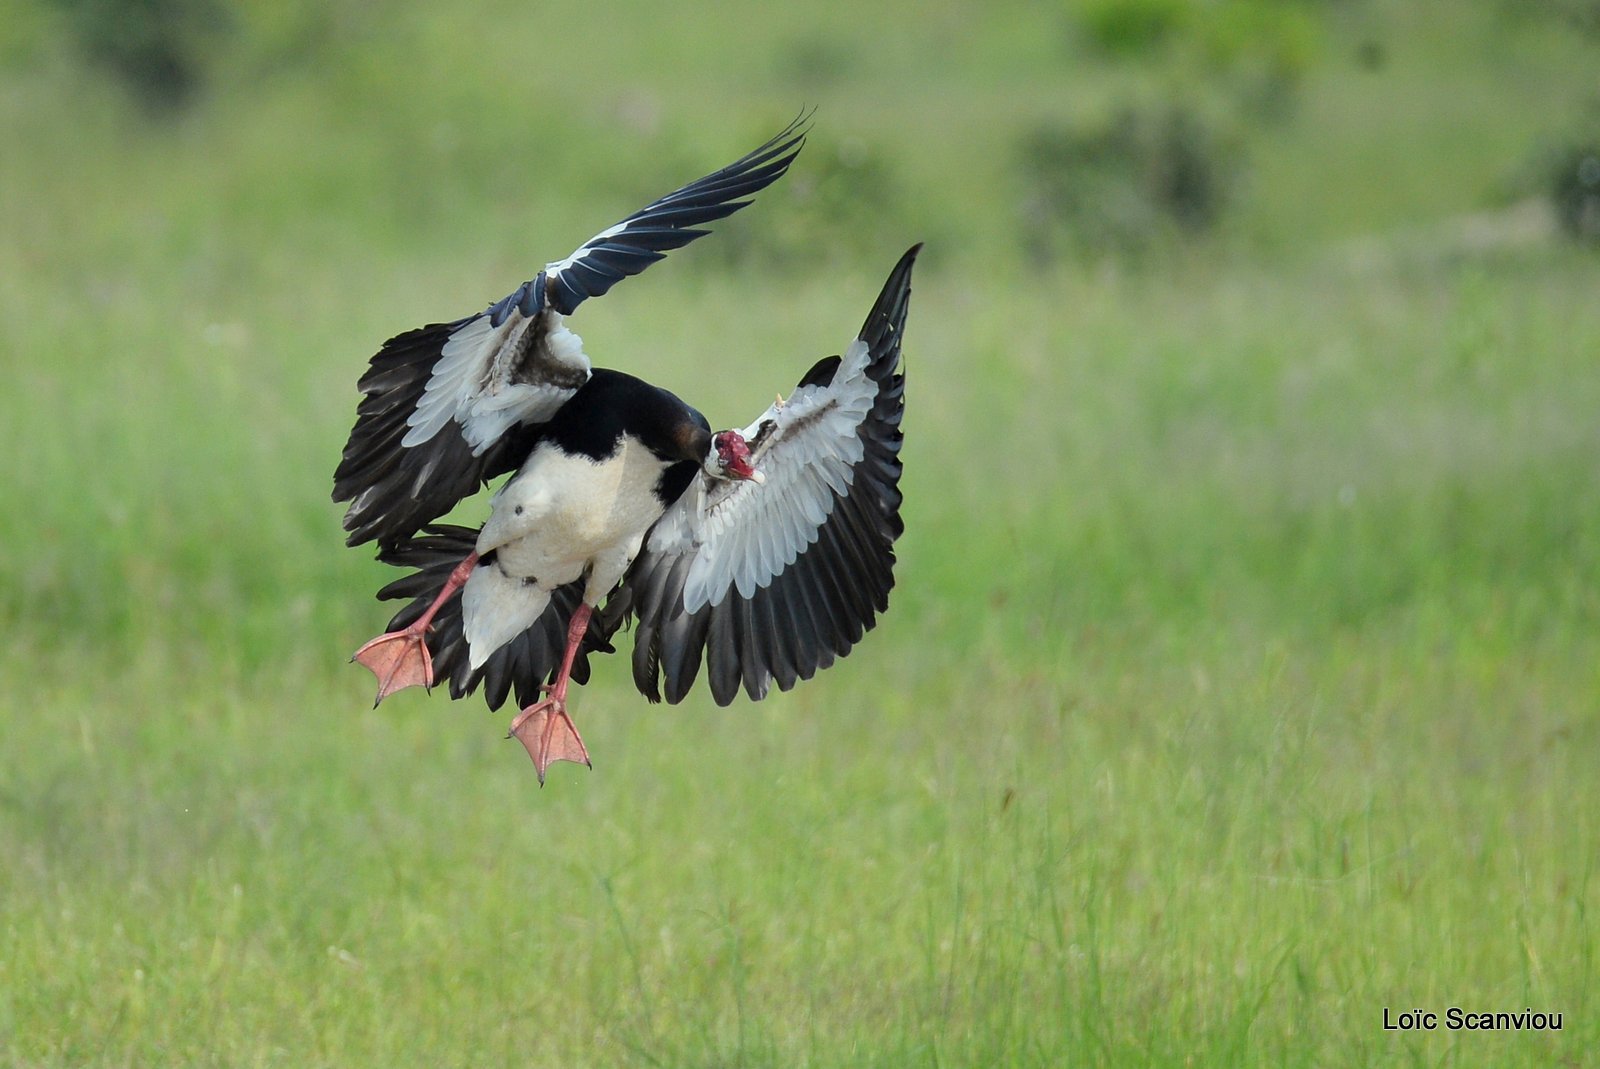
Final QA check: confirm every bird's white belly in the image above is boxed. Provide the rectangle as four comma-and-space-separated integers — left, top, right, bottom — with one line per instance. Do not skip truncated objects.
464, 436, 676, 666
491, 437, 670, 588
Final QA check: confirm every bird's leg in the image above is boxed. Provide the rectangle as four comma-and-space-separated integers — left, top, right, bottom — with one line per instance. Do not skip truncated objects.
508, 603, 594, 784
352, 552, 479, 705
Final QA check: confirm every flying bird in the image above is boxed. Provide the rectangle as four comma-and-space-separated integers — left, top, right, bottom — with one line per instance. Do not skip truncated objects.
334, 117, 919, 782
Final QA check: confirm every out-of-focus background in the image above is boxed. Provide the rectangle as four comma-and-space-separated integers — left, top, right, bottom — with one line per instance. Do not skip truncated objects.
3, 1, 1598, 1064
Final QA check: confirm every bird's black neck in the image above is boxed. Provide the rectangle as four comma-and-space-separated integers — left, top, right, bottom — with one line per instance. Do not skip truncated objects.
543, 368, 707, 458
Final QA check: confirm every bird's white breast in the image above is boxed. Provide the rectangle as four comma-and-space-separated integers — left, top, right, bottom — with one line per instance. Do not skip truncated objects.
484, 435, 673, 589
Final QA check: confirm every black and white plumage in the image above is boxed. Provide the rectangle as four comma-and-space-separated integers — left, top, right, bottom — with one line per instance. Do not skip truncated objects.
334, 119, 919, 779
333, 117, 808, 551
616, 251, 913, 706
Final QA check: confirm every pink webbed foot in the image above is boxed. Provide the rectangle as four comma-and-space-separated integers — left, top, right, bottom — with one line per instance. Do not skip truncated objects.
508, 696, 592, 785
351, 627, 434, 706
350, 551, 478, 706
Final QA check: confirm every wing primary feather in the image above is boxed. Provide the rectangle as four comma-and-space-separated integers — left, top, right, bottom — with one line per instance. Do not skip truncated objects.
544, 116, 809, 315
778, 557, 827, 682
759, 582, 801, 692
734, 594, 771, 702
706, 604, 741, 707
811, 518, 875, 640
663, 606, 710, 705
785, 548, 838, 663
744, 586, 782, 697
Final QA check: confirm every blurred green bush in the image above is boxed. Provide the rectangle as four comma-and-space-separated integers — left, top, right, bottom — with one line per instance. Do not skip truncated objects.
1016, 100, 1244, 263
1550, 142, 1600, 244
1506, 0, 1600, 39
1510, 99, 1600, 247
1074, 0, 1323, 121
47, 0, 229, 111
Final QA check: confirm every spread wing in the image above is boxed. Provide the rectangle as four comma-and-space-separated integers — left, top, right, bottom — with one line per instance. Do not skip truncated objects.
617, 244, 920, 705
332, 117, 810, 549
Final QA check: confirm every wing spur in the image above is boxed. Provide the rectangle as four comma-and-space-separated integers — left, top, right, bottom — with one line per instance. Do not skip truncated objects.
620, 244, 920, 705
332, 117, 810, 550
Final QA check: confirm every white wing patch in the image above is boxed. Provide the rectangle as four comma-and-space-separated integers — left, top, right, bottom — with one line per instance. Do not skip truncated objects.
402, 309, 590, 456
652, 339, 878, 613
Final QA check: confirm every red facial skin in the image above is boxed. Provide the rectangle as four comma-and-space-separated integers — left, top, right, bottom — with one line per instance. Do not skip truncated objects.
713, 431, 759, 480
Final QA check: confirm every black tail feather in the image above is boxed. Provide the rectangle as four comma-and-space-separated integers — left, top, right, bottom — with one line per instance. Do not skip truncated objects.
374, 525, 619, 710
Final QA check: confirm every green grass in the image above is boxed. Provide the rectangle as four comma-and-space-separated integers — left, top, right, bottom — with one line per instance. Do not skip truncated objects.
4, 1, 1600, 1065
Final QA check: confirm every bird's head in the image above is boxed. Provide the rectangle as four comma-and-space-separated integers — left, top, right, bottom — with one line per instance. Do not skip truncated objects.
706, 430, 764, 484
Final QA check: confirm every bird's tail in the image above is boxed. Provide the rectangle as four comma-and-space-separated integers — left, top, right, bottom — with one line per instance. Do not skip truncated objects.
462, 560, 553, 672
373, 526, 616, 710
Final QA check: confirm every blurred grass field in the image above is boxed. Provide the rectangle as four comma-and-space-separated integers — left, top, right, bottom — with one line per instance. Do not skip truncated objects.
3, 1, 1600, 1065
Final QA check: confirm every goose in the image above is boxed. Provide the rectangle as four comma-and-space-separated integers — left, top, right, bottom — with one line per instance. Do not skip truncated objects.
334, 118, 919, 781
